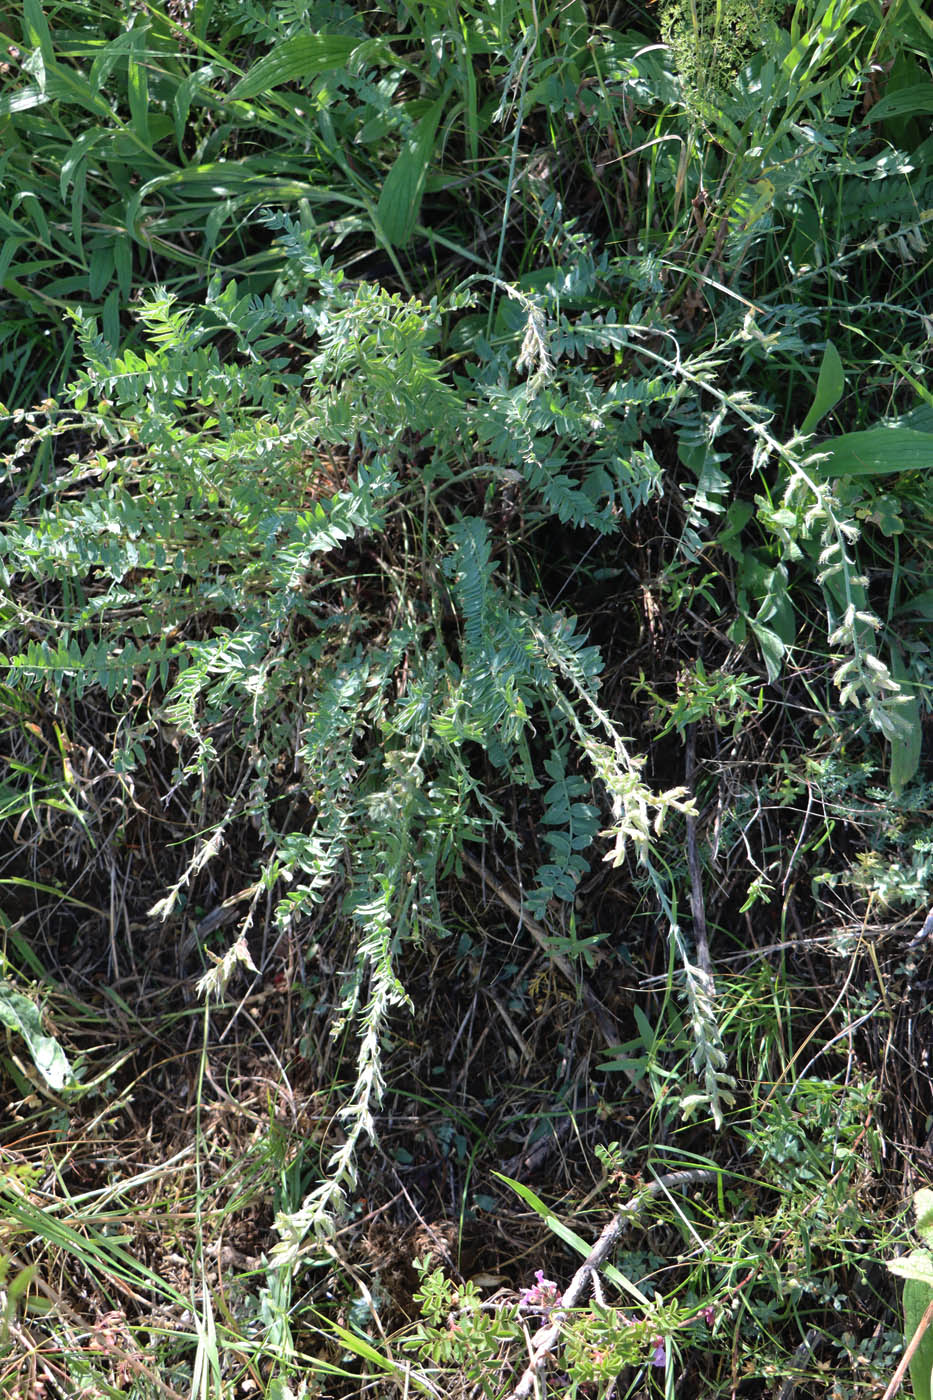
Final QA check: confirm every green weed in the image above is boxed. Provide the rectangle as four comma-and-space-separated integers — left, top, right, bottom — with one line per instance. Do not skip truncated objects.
0, 0, 930, 1395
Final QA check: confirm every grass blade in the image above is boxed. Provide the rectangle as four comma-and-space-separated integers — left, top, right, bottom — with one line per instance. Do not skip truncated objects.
376, 92, 448, 247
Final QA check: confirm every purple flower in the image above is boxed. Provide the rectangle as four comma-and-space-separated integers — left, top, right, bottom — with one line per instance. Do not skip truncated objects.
651, 1339, 666, 1368
519, 1269, 562, 1309
703, 1307, 715, 1327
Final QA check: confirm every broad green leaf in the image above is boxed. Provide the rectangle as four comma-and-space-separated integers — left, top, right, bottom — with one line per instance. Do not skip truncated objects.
0, 82, 50, 116
24, 47, 115, 121
61, 130, 105, 251
88, 28, 135, 92
800, 340, 844, 436
889, 1252, 933, 1287
741, 557, 795, 649
127, 32, 151, 146
817, 426, 933, 478
904, 1277, 933, 1400
728, 614, 747, 646
0, 983, 75, 1090
863, 493, 904, 537
316, 1318, 408, 1373
15, 192, 50, 249
174, 65, 214, 150
716, 499, 754, 560
633, 1003, 658, 1048
89, 241, 114, 299
894, 403, 933, 434
905, 0, 933, 40
598, 1052, 651, 1076
888, 643, 921, 793
231, 36, 359, 100
376, 94, 448, 248
750, 621, 785, 681
0, 236, 26, 286
867, 83, 933, 121
103, 286, 120, 347
22, 0, 54, 62
458, 18, 479, 162
114, 234, 133, 299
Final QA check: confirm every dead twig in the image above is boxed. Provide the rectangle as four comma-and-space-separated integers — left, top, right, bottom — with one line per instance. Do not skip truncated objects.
506, 1168, 719, 1399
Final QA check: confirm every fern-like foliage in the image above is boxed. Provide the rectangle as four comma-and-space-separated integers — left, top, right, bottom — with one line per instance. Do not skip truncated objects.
5, 199, 918, 1194
529, 750, 601, 919
0, 212, 769, 1266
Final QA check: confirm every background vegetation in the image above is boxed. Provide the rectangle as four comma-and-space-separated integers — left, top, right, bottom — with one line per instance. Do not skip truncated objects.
0, 0, 931, 1396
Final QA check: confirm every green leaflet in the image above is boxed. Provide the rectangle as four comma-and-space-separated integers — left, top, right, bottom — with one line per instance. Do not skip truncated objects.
529, 750, 600, 916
